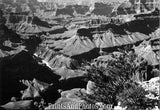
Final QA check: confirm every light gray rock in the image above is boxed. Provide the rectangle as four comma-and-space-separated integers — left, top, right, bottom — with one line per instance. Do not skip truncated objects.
86, 80, 96, 95
1, 100, 34, 110
45, 88, 86, 110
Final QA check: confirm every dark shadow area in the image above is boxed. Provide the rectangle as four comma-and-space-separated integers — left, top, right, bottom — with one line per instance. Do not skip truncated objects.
0, 25, 22, 43
0, 51, 61, 105
0, 46, 15, 51
49, 27, 68, 35
77, 28, 93, 38
117, 7, 136, 15
56, 6, 74, 17
92, 3, 114, 16
42, 86, 61, 103
9, 14, 24, 24
74, 5, 89, 15
24, 36, 42, 53
74, 5, 89, 14
72, 48, 100, 62
121, 18, 159, 35
84, 17, 158, 35
59, 77, 87, 91
32, 16, 52, 28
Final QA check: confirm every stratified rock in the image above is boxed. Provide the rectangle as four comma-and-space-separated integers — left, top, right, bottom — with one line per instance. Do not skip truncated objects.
0, 17, 26, 58
35, 47, 79, 69
93, 31, 150, 48
1, 100, 35, 110
61, 33, 96, 57
35, 47, 87, 90
150, 28, 160, 52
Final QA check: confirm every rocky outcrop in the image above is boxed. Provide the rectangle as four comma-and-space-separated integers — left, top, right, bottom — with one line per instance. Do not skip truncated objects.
61, 34, 96, 57
57, 88, 86, 103
9, 16, 51, 34
134, 42, 159, 66
4, 13, 68, 35
117, 0, 160, 15
0, 51, 60, 105
140, 77, 160, 100
150, 28, 160, 52
86, 81, 96, 95
0, 14, 25, 58
1, 100, 36, 110
1, 0, 159, 17
45, 88, 86, 110
1, 1, 159, 110
34, 46, 80, 69
34, 46, 87, 90
38, 17, 156, 61
20, 78, 52, 100
54, 28, 149, 57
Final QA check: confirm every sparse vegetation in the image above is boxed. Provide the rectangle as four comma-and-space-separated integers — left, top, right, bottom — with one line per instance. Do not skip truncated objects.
117, 81, 158, 110
0, 0, 160, 110
78, 49, 158, 109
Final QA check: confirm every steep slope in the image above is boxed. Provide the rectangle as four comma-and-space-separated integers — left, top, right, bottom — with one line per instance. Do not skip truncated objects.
0, 16, 25, 57
61, 34, 96, 57
0, 51, 60, 105
34, 46, 79, 69
93, 31, 150, 49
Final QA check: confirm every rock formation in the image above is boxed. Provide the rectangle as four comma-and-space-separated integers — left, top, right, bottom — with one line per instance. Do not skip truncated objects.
0, 1, 160, 109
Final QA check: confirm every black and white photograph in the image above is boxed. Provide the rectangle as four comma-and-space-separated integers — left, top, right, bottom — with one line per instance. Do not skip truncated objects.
0, 0, 160, 109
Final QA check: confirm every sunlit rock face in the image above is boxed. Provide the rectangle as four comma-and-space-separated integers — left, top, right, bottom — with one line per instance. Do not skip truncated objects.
116, 0, 160, 15
0, 0, 125, 16
1, 100, 35, 110
140, 77, 160, 100
0, 0, 160, 110
1, 0, 159, 16
34, 46, 80, 69
129, 0, 160, 11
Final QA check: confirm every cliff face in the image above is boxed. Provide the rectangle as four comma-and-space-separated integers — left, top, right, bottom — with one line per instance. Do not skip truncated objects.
0, 0, 160, 109
0, 51, 61, 105
1, 0, 40, 13
92, 3, 114, 16
0, 14, 22, 49
129, 0, 160, 10
1, 0, 159, 17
